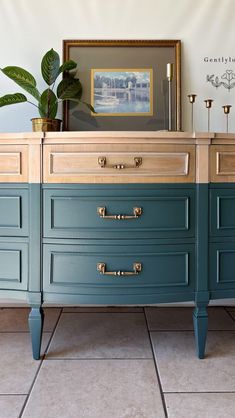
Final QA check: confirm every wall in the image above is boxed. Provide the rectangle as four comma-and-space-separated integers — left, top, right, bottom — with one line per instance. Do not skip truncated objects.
1, 0, 235, 133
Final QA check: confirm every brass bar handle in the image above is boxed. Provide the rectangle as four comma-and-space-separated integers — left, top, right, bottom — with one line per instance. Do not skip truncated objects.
97, 262, 142, 276
98, 156, 142, 169
97, 206, 142, 220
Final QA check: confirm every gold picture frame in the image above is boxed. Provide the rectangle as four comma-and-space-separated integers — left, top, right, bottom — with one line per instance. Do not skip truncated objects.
63, 39, 181, 131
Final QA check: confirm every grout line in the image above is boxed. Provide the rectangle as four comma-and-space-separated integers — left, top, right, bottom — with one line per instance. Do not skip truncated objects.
145, 329, 235, 332
61, 311, 145, 314
164, 390, 235, 394
143, 308, 168, 418
18, 308, 63, 418
43, 357, 154, 361
0, 394, 28, 396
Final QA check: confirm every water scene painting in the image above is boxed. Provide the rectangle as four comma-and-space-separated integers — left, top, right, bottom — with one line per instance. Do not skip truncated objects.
91, 69, 153, 116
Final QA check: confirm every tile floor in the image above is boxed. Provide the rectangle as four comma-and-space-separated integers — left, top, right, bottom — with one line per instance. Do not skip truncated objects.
0, 306, 235, 418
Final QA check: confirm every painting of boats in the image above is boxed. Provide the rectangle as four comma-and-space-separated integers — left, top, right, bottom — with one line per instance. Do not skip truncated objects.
91, 69, 153, 116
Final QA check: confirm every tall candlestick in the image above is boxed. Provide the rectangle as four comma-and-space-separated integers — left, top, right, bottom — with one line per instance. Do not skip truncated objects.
222, 105, 232, 133
167, 63, 174, 81
204, 99, 213, 132
167, 63, 174, 130
188, 94, 197, 132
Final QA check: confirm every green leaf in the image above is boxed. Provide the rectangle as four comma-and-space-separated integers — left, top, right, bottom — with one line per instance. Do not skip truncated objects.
0, 93, 27, 107
57, 77, 82, 100
38, 88, 58, 118
1, 66, 40, 101
58, 60, 77, 75
41, 49, 60, 86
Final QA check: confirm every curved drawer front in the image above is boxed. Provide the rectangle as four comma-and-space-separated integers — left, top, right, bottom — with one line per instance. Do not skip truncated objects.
0, 189, 29, 236
210, 242, 235, 291
43, 243, 195, 295
43, 189, 195, 239
0, 145, 28, 183
43, 144, 195, 183
0, 242, 28, 290
210, 188, 235, 237
210, 145, 235, 182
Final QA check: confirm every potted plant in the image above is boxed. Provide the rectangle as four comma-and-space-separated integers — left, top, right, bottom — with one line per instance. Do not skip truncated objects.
0, 48, 94, 131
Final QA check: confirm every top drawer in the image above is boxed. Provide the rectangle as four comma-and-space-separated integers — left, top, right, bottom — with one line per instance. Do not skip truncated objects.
43, 144, 195, 184
210, 145, 235, 183
0, 145, 28, 183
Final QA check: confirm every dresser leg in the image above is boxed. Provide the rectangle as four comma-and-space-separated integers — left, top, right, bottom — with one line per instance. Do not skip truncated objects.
28, 307, 44, 360
193, 304, 208, 359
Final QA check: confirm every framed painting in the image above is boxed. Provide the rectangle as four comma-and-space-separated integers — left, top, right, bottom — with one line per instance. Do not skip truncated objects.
63, 40, 181, 131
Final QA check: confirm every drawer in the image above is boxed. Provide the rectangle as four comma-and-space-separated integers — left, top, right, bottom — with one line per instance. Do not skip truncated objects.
43, 144, 195, 183
0, 145, 28, 183
210, 145, 235, 182
210, 188, 235, 237
209, 242, 235, 291
43, 188, 195, 239
43, 243, 195, 295
0, 189, 29, 236
0, 242, 28, 290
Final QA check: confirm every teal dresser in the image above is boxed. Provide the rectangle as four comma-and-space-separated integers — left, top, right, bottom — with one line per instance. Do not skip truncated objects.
0, 131, 234, 359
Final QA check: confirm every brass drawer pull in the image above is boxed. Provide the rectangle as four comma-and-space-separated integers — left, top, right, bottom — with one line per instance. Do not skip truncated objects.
97, 262, 142, 276
97, 206, 142, 220
98, 156, 142, 169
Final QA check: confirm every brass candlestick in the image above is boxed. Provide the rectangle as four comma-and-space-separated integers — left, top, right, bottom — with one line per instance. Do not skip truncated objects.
204, 99, 213, 132
222, 105, 232, 133
188, 94, 197, 132
167, 63, 174, 131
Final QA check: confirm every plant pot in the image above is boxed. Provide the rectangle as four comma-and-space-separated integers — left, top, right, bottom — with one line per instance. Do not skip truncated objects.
31, 118, 62, 132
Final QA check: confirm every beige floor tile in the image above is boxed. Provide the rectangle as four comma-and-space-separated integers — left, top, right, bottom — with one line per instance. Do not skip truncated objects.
145, 307, 235, 331
151, 331, 235, 392
46, 313, 152, 359
165, 393, 235, 418
63, 306, 143, 313
0, 308, 61, 332
0, 395, 26, 418
0, 333, 51, 394
22, 359, 164, 418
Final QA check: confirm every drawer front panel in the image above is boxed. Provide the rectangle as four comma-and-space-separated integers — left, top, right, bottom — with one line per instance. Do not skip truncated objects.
0, 189, 28, 236
43, 144, 195, 183
210, 242, 235, 291
0, 145, 28, 183
43, 243, 195, 295
210, 145, 235, 182
210, 189, 235, 236
0, 242, 28, 290
43, 189, 195, 239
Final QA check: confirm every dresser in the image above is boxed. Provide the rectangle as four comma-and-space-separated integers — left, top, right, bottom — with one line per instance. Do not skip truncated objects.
0, 131, 235, 360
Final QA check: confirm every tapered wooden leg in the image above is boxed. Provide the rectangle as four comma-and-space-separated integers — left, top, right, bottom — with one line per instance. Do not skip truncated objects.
28, 307, 44, 360
193, 303, 208, 359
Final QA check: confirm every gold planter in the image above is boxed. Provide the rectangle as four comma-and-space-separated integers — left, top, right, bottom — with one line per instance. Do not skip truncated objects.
31, 118, 62, 132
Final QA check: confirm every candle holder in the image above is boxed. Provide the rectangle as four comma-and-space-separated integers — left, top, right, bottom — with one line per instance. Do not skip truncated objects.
222, 105, 232, 133
188, 94, 197, 132
167, 63, 174, 131
204, 99, 213, 132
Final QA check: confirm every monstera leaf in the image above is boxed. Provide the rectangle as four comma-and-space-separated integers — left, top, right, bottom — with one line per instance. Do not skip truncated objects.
41, 49, 60, 86
0, 93, 27, 107
1, 67, 40, 101
38, 88, 58, 118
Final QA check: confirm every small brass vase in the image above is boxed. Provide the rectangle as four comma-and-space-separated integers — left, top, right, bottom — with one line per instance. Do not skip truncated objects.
31, 118, 62, 132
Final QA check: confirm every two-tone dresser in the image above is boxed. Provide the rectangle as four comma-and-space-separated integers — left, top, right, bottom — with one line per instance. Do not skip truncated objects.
0, 131, 235, 359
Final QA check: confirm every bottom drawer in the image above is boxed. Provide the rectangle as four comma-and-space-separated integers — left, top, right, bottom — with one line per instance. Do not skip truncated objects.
43, 243, 195, 296
210, 242, 235, 291
0, 242, 28, 290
